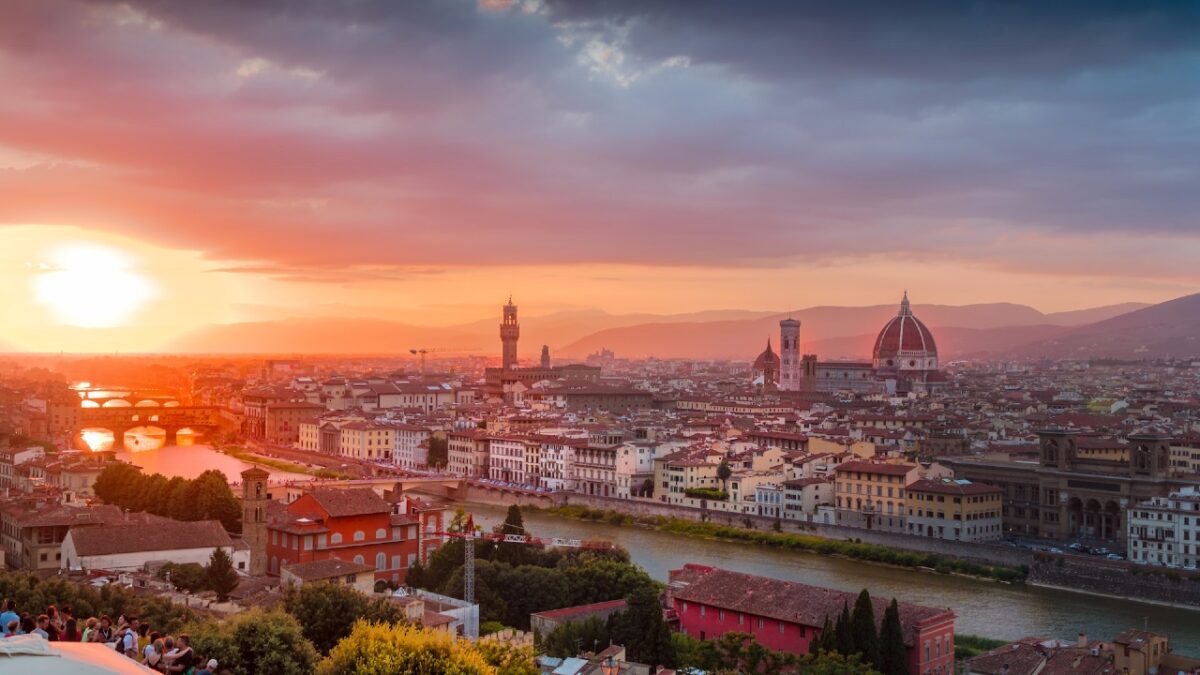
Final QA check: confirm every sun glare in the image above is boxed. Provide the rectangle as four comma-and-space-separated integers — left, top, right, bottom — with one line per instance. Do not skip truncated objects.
32, 243, 157, 328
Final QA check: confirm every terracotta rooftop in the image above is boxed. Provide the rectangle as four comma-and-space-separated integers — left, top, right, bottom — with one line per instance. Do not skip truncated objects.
283, 558, 375, 581
669, 565, 952, 647
67, 519, 232, 557
308, 487, 390, 517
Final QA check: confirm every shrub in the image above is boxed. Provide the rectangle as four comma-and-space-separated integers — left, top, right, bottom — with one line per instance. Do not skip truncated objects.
317, 621, 498, 675
186, 608, 318, 675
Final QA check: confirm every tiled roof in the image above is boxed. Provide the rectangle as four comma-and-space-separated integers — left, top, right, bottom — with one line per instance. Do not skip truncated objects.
310, 487, 389, 517
68, 519, 231, 557
283, 558, 375, 581
670, 565, 951, 646
833, 461, 916, 476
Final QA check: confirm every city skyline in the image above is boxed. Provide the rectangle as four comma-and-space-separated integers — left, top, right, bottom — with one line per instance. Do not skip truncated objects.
3, 0, 1199, 353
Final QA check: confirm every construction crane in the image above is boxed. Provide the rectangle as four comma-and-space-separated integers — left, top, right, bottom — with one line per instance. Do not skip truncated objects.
408, 348, 432, 377
436, 516, 618, 605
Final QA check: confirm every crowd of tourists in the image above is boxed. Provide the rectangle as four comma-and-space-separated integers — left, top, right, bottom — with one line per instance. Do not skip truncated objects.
0, 599, 223, 674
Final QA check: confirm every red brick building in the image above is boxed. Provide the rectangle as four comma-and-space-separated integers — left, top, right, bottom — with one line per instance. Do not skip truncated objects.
667, 565, 956, 675
266, 487, 439, 585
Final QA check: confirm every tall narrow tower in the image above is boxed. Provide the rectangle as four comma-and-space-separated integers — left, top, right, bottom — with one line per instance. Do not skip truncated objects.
778, 317, 802, 391
500, 296, 520, 370
240, 466, 270, 576
540, 345, 551, 369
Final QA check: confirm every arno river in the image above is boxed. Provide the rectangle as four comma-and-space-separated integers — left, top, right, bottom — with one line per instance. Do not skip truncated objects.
466, 503, 1200, 657
105, 443, 1200, 656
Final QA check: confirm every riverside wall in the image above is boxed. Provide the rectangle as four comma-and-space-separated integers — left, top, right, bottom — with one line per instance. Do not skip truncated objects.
557, 493, 1034, 568
1029, 557, 1200, 608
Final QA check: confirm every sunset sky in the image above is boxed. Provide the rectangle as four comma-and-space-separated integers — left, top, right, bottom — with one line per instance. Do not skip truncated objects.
2, 1, 1199, 352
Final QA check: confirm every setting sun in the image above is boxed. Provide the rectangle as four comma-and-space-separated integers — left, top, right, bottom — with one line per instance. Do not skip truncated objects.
32, 243, 157, 328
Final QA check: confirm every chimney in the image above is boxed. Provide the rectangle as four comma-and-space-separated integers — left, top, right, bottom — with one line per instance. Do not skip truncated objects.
1078, 632, 1088, 648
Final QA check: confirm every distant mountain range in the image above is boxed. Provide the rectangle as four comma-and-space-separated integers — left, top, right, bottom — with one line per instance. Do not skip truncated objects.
164, 298, 1182, 360
555, 301, 1151, 360
1012, 294, 1200, 359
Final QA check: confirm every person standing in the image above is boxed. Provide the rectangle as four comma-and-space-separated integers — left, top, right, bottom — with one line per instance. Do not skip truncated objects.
32, 615, 50, 639
165, 634, 195, 674
0, 600, 17, 636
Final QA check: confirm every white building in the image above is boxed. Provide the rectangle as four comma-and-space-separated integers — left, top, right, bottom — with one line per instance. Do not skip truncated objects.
781, 477, 836, 521
539, 438, 582, 492
61, 520, 249, 572
614, 442, 656, 499
1128, 487, 1200, 569
487, 436, 532, 485
392, 424, 432, 469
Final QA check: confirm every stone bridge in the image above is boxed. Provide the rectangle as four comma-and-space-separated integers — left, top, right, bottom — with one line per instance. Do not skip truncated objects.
78, 406, 222, 449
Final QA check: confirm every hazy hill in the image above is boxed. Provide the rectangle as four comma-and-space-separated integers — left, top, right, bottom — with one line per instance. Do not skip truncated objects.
164, 300, 1151, 358
1012, 293, 1200, 359
557, 302, 1142, 360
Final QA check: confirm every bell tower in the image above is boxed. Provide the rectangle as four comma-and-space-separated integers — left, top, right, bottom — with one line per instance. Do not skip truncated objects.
240, 466, 270, 576
778, 317, 801, 391
500, 296, 520, 371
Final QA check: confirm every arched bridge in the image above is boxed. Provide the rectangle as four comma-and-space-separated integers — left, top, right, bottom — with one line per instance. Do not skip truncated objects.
78, 406, 221, 449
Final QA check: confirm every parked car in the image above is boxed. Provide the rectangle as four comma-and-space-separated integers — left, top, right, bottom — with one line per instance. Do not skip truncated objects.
1106, 553, 1124, 561
1049, 547, 1064, 554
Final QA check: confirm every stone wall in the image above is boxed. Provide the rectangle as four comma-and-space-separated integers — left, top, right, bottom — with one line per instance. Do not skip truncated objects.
1029, 557, 1200, 608
560, 493, 1034, 569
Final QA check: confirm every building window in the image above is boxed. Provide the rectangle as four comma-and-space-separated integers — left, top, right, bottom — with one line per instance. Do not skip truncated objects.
392, 555, 401, 570
331, 533, 343, 544
377, 553, 387, 571
354, 531, 365, 542
376, 528, 387, 540
354, 555, 365, 565
778, 622, 785, 634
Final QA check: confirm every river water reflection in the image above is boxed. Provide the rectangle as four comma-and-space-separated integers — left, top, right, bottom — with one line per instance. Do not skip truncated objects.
468, 502, 1200, 656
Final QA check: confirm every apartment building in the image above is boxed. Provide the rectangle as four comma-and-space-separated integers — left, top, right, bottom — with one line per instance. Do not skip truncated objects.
337, 422, 395, 462
905, 478, 1003, 542
447, 430, 489, 478
1127, 487, 1200, 568
833, 461, 920, 532
392, 424, 433, 469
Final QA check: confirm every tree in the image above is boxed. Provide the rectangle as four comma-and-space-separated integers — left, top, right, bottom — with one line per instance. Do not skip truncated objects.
158, 563, 209, 593
317, 621, 498, 675
206, 547, 239, 601
612, 585, 674, 667
640, 478, 654, 498
496, 505, 531, 565
283, 582, 405, 654
798, 651, 882, 674
187, 609, 318, 675
877, 599, 909, 675
427, 436, 449, 469
850, 589, 880, 666
814, 616, 835, 653
540, 616, 611, 657
834, 602, 854, 655
716, 459, 732, 491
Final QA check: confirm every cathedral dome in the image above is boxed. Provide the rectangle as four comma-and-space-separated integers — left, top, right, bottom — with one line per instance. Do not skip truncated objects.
873, 293, 938, 372
753, 339, 779, 371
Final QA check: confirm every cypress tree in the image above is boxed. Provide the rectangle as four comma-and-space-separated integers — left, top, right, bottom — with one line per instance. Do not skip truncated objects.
850, 589, 880, 666
815, 616, 835, 653
834, 601, 855, 655
879, 598, 909, 675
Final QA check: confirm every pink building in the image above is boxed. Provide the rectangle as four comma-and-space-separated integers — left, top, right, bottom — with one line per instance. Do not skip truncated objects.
667, 564, 956, 675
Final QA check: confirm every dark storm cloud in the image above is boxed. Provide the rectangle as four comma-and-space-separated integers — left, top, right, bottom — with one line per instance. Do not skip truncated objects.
0, 0, 1197, 274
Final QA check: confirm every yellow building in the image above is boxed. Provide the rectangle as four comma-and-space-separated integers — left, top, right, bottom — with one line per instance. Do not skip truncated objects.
833, 461, 919, 532
905, 478, 1002, 542
654, 450, 722, 504
338, 422, 395, 462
